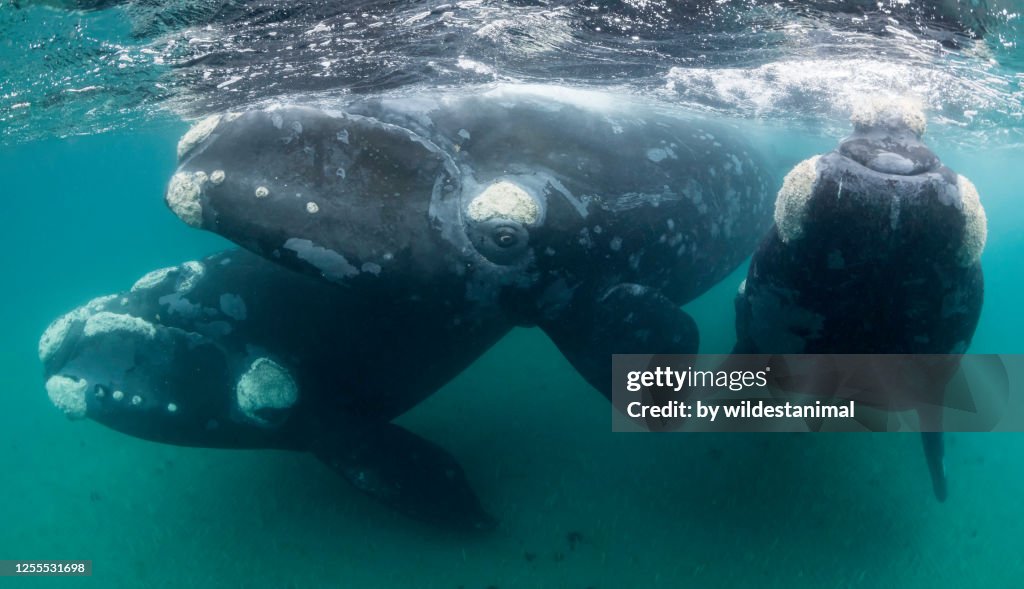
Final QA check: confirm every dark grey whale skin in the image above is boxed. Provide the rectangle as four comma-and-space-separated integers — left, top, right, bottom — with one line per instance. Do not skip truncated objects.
171, 87, 776, 399
41, 250, 509, 530
734, 112, 985, 502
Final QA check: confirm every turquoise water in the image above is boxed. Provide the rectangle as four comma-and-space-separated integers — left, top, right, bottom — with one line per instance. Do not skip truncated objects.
1, 117, 1022, 587
3, 1, 1024, 586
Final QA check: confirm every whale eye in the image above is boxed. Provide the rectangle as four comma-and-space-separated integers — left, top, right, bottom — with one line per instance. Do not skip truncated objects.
466, 219, 530, 265
494, 227, 519, 248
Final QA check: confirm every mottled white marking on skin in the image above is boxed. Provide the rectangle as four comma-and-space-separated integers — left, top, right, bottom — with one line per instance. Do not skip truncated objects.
236, 357, 298, 425
336, 129, 349, 144
131, 395, 142, 406
458, 129, 471, 140
336, 168, 346, 179
131, 267, 175, 292
166, 171, 206, 228
578, 227, 593, 248
219, 293, 247, 321
271, 113, 283, 129
890, 195, 902, 230
361, 262, 382, 275
957, 175, 987, 266
112, 390, 124, 401
610, 236, 623, 251
646, 148, 668, 163
284, 238, 359, 280
210, 170, 225, 185
850, 96, 926, 137
738, 279, 747, 295
466, 181, 540, 224
83, 312, 157, 339
255, 186, 269, 199
730, 154, 744, 175
158, 292, 200, 318
167, 403, 178, 413
306, 201, 320, 214
45, 375, 88, 419
177, 115, 221, 160
774, 156, 821, 243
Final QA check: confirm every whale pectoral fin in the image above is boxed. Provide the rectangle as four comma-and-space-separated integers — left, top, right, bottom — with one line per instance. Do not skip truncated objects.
311, 423, 497, 531
921, 432, 948, 502
919, 405, 948, 502
541, 283, 699, 400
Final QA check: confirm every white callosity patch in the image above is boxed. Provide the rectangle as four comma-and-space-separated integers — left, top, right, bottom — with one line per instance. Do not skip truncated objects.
39, 311, 83, 363
850, 96, 927, 137
236, 358, 298, 425
957, 175, 987, 266
166, 171, 207, 228
38, 295, 119, 362
219, 293, 247, 321
83, 311, 157, 339
131, 266, 175, 292
45, 375, 88, 419
306, 201, 319, 214
255, 186, 269, 198
177, 115, 221, 160
774, 156, 821, 243
467, 181, 540, 225
210, 170, 225, 185
177, 261, 205, 293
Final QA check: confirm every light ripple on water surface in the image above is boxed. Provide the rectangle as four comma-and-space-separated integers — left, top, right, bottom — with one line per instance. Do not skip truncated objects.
0, 0, 1021, 147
